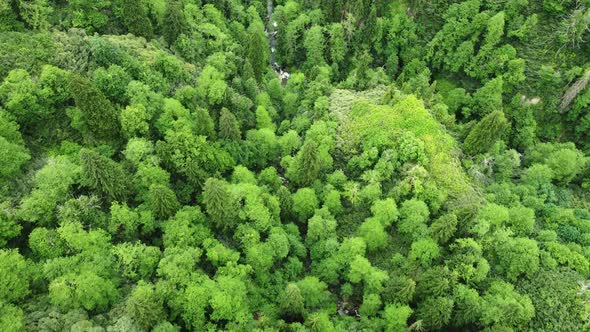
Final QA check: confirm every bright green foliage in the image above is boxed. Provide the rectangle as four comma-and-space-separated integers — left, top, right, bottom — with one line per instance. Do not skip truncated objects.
507, 206, 535, 236
203, 178, 239, 230
382, 303, 413, 332
398, 199, 430, 241
0, 249, 30, 303
0, 136, 30, 179
409, 237, 441, 267
416, 296, 454, 330
113, 242, 160, 281
279, 283, 305, 317
18, 156, 80, 225
496, 237, 540, 281
1, 1, 590, 330
146, 184, 179, 220
246, 20, 269, 81
126, 281, 165, 330
293, 188, 319, 221
481, 281, 535, 329
29, 227, 66, 259
121, 104, 150, 137
49, 271, 118, 311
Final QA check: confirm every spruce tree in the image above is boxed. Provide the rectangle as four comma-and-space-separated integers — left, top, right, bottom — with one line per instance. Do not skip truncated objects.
194, 107, 215, 138
246, 21, 269, 81
69, 74, 120, 142
202, 178, 238, 230
79, 149, 129, 202
292, 140, 321, 187
147, 184, 179, 219
163, 0, 188, 46
121, 0, 153, 39
463, 110, 509, 156
218, 108, 241, 141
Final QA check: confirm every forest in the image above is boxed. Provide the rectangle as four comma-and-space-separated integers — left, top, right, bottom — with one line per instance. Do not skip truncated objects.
1, 0, 590, 331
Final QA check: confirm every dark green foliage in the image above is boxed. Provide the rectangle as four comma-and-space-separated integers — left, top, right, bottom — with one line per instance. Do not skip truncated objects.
69, 74, 120, 142
80, 149, 129, 202
218, 108, 241, 140
120, 0, 153, 39
163, 0, 188, 45
463, 110, 509, 156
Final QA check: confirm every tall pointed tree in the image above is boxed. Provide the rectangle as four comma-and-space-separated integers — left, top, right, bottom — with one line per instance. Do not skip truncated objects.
163, 0, 188, 45
121, 0, 153, 39
69, 74, 120, 142
246, 20, 269, 81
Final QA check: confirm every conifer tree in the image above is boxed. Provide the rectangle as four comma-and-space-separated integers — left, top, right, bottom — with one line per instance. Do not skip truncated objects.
69, 74, 120, 142
463, 110, 509, 156
80, 149, 129, 202
194, 107, 215, 138
246, 21, 269, 81
163, 0, 188, 45
218, 108, 241, 140
203, 178, 238, 230
121, 0, 153, 39
147, 184, 179, 219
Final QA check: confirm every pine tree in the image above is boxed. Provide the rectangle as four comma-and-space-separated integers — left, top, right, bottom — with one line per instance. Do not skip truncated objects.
163, 0, 188, 45
80, 149, 129, 202
463, 110, 509, 156
218, 108, 241, 141
69, 74, 120, 142
121, 0, 153, 39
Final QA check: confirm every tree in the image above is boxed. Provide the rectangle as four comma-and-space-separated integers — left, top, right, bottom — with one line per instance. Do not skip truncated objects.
202, 178, 239, 230
546, 148, 585, 184
382, 304, 413, 332
293, 188, 319, 221
496, 237, 539, 281
0, 249, 30, 303
80, 149, 130, 202
146, 184, 179, 220
69, 74, 120, 142
416, 297, 454, 330
463, 110, 509, 156
255, 105, 274, 130
121, 0, 153, 38
304, 25, 326, 67
218, 108, 241, 140
121, 104, 150, 138
398, 199, 430, 241
246, 20, 269, 81
429, 213, 458, 244
279, 283, 305, 318
358, 217, 387, 251
163, 0, 188, 45
409, 238, 440, 268
126, 281, 165, 330
17, 0, 52, 30
49, 271, 118, 311
481, 281, 534, 329
0, 136, 29, 179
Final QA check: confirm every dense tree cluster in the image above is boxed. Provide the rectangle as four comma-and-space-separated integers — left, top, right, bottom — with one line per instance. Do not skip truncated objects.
1, 0, 590, 331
